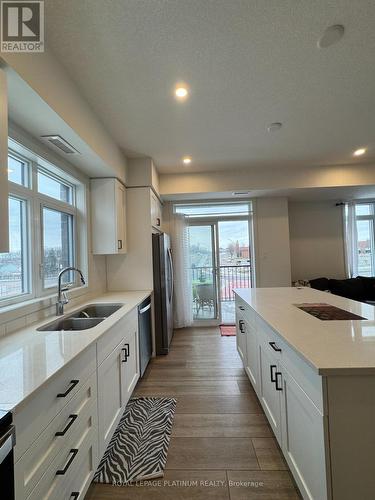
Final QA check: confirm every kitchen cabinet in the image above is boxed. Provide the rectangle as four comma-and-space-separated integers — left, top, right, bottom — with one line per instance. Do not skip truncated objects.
91, 178, 127, 254
235, 292, 329, 500
97, 340, 124, 457
150, 190, 162, 230
235, 302, 247, 364
97, 311, 140, 456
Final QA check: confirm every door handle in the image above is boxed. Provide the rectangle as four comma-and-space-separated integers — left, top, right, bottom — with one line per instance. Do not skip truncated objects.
269, 341, 282, 353
270, 365, 277, 383
239, 320, 245, 333
57, 380, 79, 398
275, 372, 283, 391
56, 449, 78, 475
139, 303, 151, 314
55, 414, 78, 436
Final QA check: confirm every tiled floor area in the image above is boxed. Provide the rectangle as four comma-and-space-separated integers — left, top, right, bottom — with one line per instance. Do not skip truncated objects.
86, 327, 301, 499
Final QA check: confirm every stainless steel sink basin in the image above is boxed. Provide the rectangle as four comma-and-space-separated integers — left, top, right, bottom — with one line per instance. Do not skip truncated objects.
36, 303, 124, 332
70, 303, 123, 319
37, 317, 104, 332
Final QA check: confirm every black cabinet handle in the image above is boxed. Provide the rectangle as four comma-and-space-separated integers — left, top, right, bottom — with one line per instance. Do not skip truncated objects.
56, 449, 78, 475
121, 347, 127, 363
57, 380, 79, 398
118, 239, 123, 250
156, 217, 161, 227
269, 341, 282, 353
275, 372, 283, 391
270, 365, 277, 383
70, 493, 80, 500
239, 320, 245, 333
125, 343, 130, 357
239, 306, 245, 311
55, 414, 78, 437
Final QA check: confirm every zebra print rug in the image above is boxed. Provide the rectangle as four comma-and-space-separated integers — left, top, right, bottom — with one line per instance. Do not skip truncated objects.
94, 397, 177, 485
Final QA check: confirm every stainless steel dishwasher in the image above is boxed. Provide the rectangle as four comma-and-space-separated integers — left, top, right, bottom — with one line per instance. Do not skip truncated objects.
138, 297, 152, 377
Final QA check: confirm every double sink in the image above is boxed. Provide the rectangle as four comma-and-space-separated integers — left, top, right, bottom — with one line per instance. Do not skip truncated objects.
37, 303, 124, 332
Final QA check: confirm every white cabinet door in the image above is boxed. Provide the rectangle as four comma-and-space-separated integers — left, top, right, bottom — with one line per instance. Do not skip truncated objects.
121, 327, 140, 407
244, 319, 259, 394
150, 191, 162, 230
280, 366, 328, 500
115, 181, 127, 253
97, 342, 124, 456
259, 342, 282, 444
91, 178, 127, 254
235, 310, 247, 366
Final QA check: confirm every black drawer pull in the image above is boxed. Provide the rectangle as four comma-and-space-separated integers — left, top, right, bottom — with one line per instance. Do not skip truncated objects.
118, 239, 123, 250
275, 372, 283, 391
239, 306, 245, 311
269, 341, 282, 352
239, 320, 245, 333
70, 493, 80, 500
55, 414, 78, 437
125, 343, 129, 357
270, 365, 277, 383
122, 343, 130, 362
57, 380, 79, 398
56, 449, 78, 475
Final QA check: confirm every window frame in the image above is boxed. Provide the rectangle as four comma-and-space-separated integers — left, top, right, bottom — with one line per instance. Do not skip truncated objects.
355, 203, 375, 277
0, 146, 81, 307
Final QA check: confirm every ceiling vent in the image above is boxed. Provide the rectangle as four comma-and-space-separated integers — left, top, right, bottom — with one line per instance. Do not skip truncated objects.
232, 191, 251, 197
41, 135, 80, 154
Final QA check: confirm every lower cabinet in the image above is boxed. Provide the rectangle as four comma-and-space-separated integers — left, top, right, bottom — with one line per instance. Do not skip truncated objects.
235, 296, 328, 500
13, 302, 145, 500
280, 366, 327, 500
97, 320, 140, 456
258, 342, 282, 444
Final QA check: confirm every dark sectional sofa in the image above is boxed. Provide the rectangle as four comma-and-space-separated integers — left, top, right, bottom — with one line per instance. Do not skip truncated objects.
309, 276, 375, 304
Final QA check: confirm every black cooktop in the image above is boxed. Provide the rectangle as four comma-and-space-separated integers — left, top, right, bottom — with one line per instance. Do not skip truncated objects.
295, 303, 367, 321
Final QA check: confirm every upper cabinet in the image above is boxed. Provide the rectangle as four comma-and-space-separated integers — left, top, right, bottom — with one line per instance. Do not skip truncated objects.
0, 68, 9, 253
91, 178, 127, 255
150, 190, 162, 230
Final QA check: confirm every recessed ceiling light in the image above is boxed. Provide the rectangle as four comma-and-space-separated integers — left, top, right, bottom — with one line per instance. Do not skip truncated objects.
267, 122, 282, 132
182, 156, 192, 165
175, 85, 189, 100
353, 148, 366, 157
317, 25, 345, 49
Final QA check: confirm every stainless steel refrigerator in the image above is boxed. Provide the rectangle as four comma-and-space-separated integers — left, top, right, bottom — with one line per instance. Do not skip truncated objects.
152, 232, 174, 355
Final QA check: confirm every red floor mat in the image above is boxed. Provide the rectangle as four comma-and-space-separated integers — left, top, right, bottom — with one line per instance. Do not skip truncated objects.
220, 325, 236, 336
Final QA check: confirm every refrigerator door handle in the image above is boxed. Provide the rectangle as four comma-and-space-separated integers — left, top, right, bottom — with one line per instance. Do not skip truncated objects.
167, 248, 174, 303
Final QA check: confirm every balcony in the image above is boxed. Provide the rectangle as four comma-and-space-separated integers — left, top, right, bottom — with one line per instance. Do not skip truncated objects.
191, 264, 251, 323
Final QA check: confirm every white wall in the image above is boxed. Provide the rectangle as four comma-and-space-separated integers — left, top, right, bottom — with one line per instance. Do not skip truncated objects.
289, 201, 346, 281
254, 197, 291, 287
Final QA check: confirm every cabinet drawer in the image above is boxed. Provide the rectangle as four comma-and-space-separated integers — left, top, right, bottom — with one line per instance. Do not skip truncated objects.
14, 344, 96, 461
97, 308, 137, 365
15, 373, 97, 500
257, 316, 324, 414
26, 403, 97, 500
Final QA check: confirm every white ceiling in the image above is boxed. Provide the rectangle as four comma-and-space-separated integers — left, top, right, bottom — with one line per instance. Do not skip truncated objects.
45, 0, 375, 174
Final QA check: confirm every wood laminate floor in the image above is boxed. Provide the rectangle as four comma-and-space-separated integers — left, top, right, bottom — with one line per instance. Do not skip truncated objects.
86, 327, 301, 499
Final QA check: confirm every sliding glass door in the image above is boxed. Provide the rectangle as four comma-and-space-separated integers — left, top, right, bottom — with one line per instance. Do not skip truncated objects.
188, 217, 252, 324
189, 224, 218, 321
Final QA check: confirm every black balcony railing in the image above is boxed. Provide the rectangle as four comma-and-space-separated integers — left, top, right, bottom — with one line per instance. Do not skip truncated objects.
190, 265, 251, 302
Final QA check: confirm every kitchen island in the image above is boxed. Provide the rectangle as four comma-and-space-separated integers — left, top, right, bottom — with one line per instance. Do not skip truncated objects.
234, 287, 375, 500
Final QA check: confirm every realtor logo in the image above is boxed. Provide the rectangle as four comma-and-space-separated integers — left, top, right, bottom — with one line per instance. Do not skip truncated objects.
1, 1, 44, 52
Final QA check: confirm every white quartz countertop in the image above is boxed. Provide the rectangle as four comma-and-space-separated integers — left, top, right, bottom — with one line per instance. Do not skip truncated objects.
0, 290, 151, 411
235, 287, 375, 375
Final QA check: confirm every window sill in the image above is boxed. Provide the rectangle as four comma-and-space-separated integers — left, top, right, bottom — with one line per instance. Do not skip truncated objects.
0, 285, 90, 326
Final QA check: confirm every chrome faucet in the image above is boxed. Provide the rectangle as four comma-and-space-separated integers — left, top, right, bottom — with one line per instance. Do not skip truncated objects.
56, 267, 86, 315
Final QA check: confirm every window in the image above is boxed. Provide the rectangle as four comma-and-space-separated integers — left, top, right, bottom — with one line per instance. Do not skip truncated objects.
0, 141, 83, 306
0, 197, 29, 299
8, 154, 30, 187
345, 202, 375, 277
42, 207, 74, 288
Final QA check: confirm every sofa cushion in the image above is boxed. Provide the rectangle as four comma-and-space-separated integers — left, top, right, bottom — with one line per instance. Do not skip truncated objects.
329, 277, 367, 301
357, 276, 375, 301
309, 277, 330, 291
